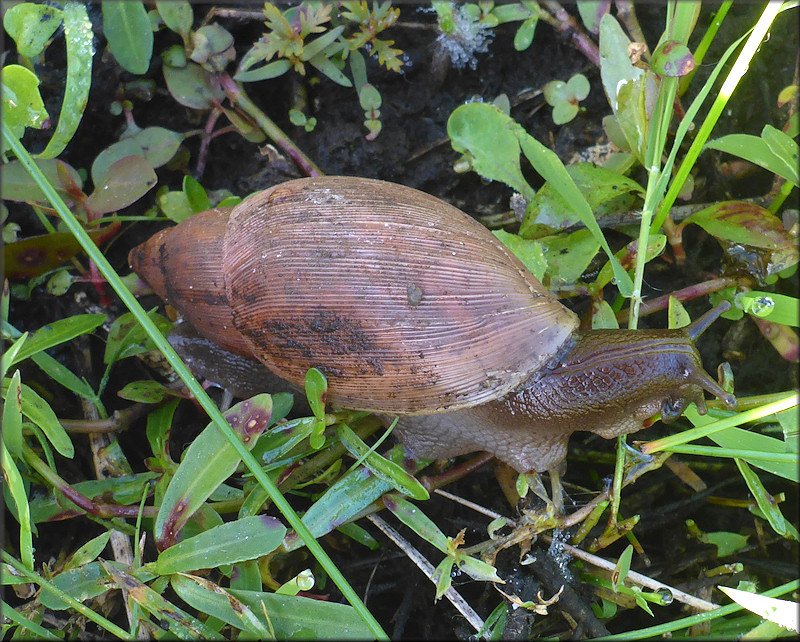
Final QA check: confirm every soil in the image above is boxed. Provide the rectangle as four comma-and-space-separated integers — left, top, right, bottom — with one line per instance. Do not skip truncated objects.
5, 3, 798, 640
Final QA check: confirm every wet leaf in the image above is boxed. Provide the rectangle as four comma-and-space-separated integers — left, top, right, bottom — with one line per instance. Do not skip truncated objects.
1, 64, 49, 144
540, 229, 600, 286
39, 561, 111, 610
118, 380, 174, 403
64, 532, 112, 572
651, 40, 695, 77
37, 3, 93, 159
2, 371, 24, 457
170, 574, 272, 638
737, 291, 798, 327
520, 162, 643, 237
1, 159, 83, 205
228, 588, 374, 639
163, 59, 222, 109
102, 1, 153, 75
85, 155, 157, 214
156, 0, 193, 39
91, 127, 183, 185
154, 395, 273, 548
337, 423, 429, 500
153, 516, 286, 574
17, 382, 73, 457
3, 3, 63, 58
686, 201, 795, 249
6, 314, 106, 367
492, 230, 546, 281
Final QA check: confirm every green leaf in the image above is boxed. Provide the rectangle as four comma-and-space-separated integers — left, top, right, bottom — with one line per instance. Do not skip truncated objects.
685, 202, 795, 250
612, 545, 633, 589
29, 352, 100, 406
156, 0, 193, 38
735, 459, 791, 538
234, 58, 292, 82
599, 13, 644, 113
170, 574, 272, 638
102, 1, 153, 75
2, 442, 34, 569
18, 382, 73, 458
513, 16, 538, 51
761, 124, 800, 186
337, 423, 429, 500
154, 395, 273, 547
492, 231, 546, 281
153, 516, 286, 574
163, 60, 222, 109
737, 292, 798, 327
118, 380, 173, 403
447, 102, 534, 201
308, 53, 353, 87
39, 561, 109, 610
158, 189, 195, 223
85, 155, 157, 214
228, 587, 374, 639
300, 25, 345, 61
706, 132, 799, 187
651, 40, 695, 77
183, 175, 210, 213
540, 229, 600, 286
104, 310, 172, 365
1, 64, 49, 143
91, 127, 183, 185
2, 371, 24, 457
36, 3, 93, 159
1, 333, 28, 381
7, 314, 106, 368
64, 531, 112, 571
1, 159, 83, 205
383, 493, 449, 553
710, 427, 798, 482
3, 3, 63, 58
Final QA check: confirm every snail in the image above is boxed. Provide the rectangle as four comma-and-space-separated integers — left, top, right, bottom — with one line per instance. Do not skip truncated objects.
130, 177, 737, 472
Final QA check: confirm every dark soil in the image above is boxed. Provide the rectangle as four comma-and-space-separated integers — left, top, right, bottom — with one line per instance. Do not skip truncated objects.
5, 3, 798, 640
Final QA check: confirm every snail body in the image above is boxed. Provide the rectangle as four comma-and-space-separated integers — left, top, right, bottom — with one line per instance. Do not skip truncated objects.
130, 177, 736, 472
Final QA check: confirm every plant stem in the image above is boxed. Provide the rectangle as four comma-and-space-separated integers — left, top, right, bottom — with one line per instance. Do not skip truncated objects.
218, 73, 324, 177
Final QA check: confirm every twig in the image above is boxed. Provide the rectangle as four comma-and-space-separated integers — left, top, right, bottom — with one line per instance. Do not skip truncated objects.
367, 514, 486, 633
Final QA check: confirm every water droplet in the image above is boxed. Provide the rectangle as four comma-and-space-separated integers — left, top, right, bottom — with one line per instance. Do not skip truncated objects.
748, 296, 774, 318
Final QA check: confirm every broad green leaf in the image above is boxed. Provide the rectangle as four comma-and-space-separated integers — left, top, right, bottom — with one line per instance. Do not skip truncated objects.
170, 574, 272, 638
1, 64, 48, 143
183, 175, 210, 213
305, 367, 327, 449
102, 1, 153, 75
104, 310, 172, 365
30, 351, 97, 402
686, 202, 795, 249
156, 0, 193, 38
154, 396, 273, 546
513, 16, 538, 51
249, 415, 315, 466
85, 155, 157, 214
337, 423, 429, 500
18, 382, 73, 457
706, 132, 799, 187
761, 124, 800, 186
2, 371, 24, 458
40, 560, 109, 610
1, 159, 82, 205
103, 562, 223, 639
576, 1, 606, 33
651, 40, 695, 77
668, 296, 691, 329
64, 531, 112, 571
7, 314, 106, 367
447, 102, 534, 200
591, 299, 619, 329
229, 588, 373, 639
118, 380, 172, 403
492, 231, 546, 281
37, 3, 93, 159
737, 292, 798, 327
163, 59, 222, 109
153, 516, 286, 574
599, 13, 644, 112
702, 530, 749, 557
541, 229, 600, 286
3, 3, 63, 58
158, 189, 195, 223
91, 127, 182, 185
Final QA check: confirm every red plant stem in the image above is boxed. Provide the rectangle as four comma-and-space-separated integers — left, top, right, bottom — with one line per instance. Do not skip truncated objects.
540, 0, 601, 67
195, 107, 222, 179
418, 453, 495, 493
614, 276, 746, 323
218, 73, 323, 177
23, 444, 157, 519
